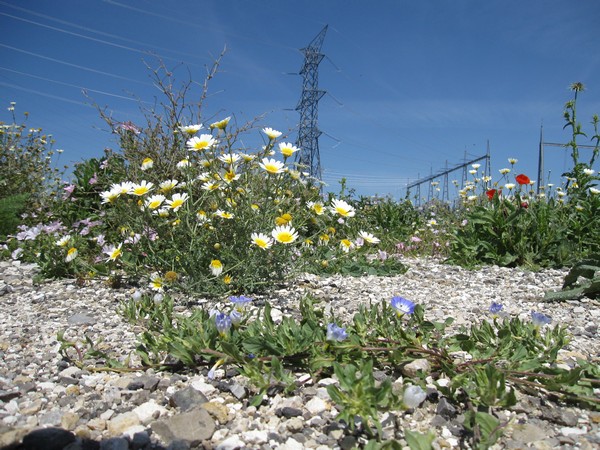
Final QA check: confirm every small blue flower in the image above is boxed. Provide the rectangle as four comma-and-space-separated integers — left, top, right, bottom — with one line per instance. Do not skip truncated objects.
230, 295, 253, 311
326, 323, 348, 342
531, 311, 552, 327
391, 296, 416, 316
489, 302, 503, 314
215, 312, 232, 336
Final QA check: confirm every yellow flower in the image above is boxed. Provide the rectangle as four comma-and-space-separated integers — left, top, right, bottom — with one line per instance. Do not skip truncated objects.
223, 275, 232, 285
319, 234, 330, 245
165, 271, 178, 282
275, 213, 292, 226
65, 247, 78, 262
210, 259, 223, 276
271, 225, 298, 244
251, 204, 260, 211
358, 231, 380, 244
223, 170, 240, 183
177, 159, 190, 169
214, 210, 234, 219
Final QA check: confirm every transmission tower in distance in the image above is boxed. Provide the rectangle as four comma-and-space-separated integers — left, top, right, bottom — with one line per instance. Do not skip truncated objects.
294, 25, 328, 180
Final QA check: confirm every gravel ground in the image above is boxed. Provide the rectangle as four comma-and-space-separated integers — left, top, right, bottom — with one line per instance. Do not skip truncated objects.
0, 257, 599, 450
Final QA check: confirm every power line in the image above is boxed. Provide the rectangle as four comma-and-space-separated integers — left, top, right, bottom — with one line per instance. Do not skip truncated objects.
0, 43, 154, 87
0, 1, 204, 61
0, 67, 147, 103
0, 12, 191, 65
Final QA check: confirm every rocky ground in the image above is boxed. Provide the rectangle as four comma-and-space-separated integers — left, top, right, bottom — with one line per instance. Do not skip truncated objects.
0, 258, 599, 450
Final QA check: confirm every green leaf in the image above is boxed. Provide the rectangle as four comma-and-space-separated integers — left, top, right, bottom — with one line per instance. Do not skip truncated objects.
405, 429, 435, 450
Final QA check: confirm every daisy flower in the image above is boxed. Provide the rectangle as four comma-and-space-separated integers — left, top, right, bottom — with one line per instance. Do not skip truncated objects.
166, 193, 189, 212
219, 153, 240, 165
177, 159, 190, 169
259, 158, 285, 175
223, 170, 240, 183
307, 201, 325, 215
214, 210, 234, 219
210, 116, 231, 130
201, 181, 221, 191
56, 235, 71, 247
159, 179, 178, 193
210, 259, 223, 276
178, 124, 203, 135
271, 225, 298, 244
278, 142, 300, 158
340, 239, 353, 253
65, 247, 78, 262
358, 231, 380, 244
240, 153, 256, 162
130, 181, 154, 196
149, 274, 164, 291
330, 199, 355, 218
262, 127, 282, 140
141, 157, 153, 171
145, 194, 166, 210
251, 232, 273, 250
187, 134, 217, 151
104, 243, 122, 262
499, 168, 511, 175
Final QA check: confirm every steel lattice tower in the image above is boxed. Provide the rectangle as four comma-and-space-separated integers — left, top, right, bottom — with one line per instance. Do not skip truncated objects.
294, 25, 328, 180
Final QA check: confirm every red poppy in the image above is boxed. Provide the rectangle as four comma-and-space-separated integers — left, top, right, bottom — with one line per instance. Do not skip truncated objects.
521, 201, 529, 209
486, 189, 498, 200
515, 174, 531, 185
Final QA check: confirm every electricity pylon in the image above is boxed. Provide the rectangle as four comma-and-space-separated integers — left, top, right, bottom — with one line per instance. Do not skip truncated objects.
294, 25, 328, 180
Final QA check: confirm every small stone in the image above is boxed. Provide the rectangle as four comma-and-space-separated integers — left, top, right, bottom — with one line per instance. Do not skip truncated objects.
131, 430, 151, 449
402, 358, 431, 377
286, 417, 304, 433
560, 427, 587, 436
305, 397, 328, 415
511, 424, 548, 443
228, 383, 247, 400
170, 386, 208, 411
61, 411, 80, 430
282, 437, 304, 450
242, 429, 268, 445
39, 410, 63, 427
133, 400, 168, 425
215, 435, 246, 450
107, 412, 141, 437
59, 366, 83, 378
68, 313, 96, 325
202, 401, 230, 424
436, 397, 457, 419
277, 407, 304, 418
65, 385, 80, 396
99, 437, 130, 450
190, 378, 216, 396
87, 417, 107, 431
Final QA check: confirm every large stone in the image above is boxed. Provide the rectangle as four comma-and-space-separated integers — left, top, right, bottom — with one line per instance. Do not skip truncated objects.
20, 427, 76, 450
151, 407, 216, 445
133, 400, 168, 425
401, 358, 431, 377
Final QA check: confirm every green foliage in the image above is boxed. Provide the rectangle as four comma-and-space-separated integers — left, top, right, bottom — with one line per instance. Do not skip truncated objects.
544, 254, 600, 301
0, 103, 63, 210
404, 429, 436, 450
0, 194, 29, 238
463, 410, 505, 450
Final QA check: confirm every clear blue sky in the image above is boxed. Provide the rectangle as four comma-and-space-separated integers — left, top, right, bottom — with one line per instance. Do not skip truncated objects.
2, 0, 599, 199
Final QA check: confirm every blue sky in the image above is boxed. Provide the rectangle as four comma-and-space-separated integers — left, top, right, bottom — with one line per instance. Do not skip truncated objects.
1, 0, 599, 199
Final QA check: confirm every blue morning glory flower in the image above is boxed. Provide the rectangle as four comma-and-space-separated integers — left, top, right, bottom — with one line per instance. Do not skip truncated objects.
531, 311, 552, 327
391, 296, 416, 316
215, 312, 232, 336
489, 302, 503, 314
326, 323, 348, 342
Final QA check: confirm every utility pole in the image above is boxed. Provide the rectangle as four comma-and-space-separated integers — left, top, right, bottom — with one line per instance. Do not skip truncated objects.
294, 25, 328, 180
